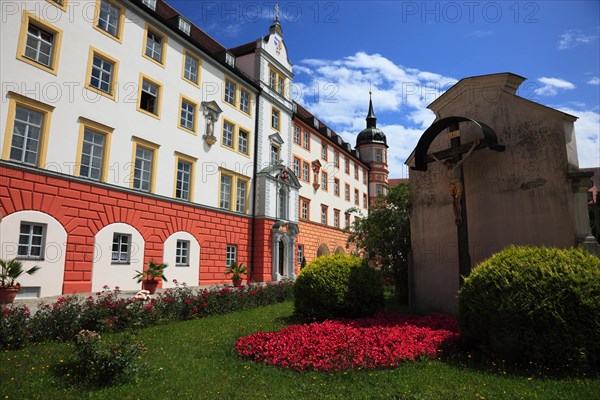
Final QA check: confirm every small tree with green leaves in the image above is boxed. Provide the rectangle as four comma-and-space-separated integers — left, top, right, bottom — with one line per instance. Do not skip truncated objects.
346, 182, 411, 303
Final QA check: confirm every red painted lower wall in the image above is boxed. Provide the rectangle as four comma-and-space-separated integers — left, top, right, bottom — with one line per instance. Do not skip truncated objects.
0, 165, 254, 294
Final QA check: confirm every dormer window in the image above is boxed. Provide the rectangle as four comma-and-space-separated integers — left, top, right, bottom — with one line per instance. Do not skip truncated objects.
225, 53, 235, 67
142, 0, 156, 11
178, 17, 191, 35
312, 118, 319, 129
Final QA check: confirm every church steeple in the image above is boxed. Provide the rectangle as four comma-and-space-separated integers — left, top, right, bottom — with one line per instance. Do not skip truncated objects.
366, 90, 377, 129
356, 91, 387, 147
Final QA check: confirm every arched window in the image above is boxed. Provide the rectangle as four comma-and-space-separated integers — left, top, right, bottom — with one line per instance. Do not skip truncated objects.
316, 243, 330, 257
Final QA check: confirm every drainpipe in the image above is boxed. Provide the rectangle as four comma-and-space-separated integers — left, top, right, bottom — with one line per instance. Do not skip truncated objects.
249, 89, 262, 282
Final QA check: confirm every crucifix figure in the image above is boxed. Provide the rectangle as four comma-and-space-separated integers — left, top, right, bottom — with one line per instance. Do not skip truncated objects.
431, 139, 480, 225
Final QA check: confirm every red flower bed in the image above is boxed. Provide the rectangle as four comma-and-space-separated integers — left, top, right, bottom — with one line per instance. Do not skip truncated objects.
236, 313, 458, 372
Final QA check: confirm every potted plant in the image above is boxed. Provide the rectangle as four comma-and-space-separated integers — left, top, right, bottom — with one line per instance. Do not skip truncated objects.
224, 261, 247, 287
133, 261, 167, 294
0, 258, 41, 304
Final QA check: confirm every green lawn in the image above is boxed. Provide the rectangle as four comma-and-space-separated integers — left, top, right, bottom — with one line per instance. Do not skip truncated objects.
1, 301, 597, 400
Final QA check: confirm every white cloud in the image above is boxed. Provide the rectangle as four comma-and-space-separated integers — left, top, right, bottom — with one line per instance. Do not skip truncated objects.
558, 30, 599, 50
588, 77, 600, 85
536, 77, 576, 96
558, 107, 600, 168
294, 52, 456, 177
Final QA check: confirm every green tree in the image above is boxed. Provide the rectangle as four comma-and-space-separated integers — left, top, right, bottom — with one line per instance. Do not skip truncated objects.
346, 182, 411, 303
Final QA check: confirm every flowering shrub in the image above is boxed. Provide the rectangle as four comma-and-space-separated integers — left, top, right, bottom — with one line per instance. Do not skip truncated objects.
1, 281, 294, 350
68, 330, 147, 388
0, 305, 30, 349
236, 313, 458, 372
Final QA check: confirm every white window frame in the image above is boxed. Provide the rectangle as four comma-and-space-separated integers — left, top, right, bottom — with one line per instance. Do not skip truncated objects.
17, 222, 46, 259
226, 245, 237, 267
175, 240, 190, 266
111, 233, 131, 264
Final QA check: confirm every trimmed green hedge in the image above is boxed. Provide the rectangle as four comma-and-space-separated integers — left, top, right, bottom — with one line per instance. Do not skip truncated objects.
458, 246, 600, 370
293, 254, 384, 319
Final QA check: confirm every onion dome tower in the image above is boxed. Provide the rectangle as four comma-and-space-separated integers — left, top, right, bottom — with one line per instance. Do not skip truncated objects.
356, 92, 389, 203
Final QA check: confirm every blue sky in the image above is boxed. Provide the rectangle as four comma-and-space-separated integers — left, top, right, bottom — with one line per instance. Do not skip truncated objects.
170, 0, 600, 177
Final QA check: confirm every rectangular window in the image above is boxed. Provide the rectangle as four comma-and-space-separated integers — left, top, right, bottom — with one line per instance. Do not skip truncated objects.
363, 169, 367, 184
302, 131, 310, 150
321, 172, 328, 191
321, 142, 327, 160
90, 54, 114, 94
354, 189, 360, 205
142, 0, 156, 10
345, 156, 350, 174
270, 145, 280, 165
345, 213, 351, 228
17, 13, 63, 75
111, 233, 131, 264
75, 118, 113, 183
354, 164, 359, 180
226, 245, 237, 268
176, 240, 189, 266
238, 129, 249, 154
321, 205, 328, 225
180, 97, 196, 132
302, 162, 309, 182
220, 174, 232, 209
363, 193, 368, 209
175, 159, 192, 201
25, 24, 54, 68
138, 75, 162, 117
9, 106, 44, 166
376, 150, 383, 163
178, 17, 191, 35
334, 209, 340, 228
334, 178, 340, 196
269, 70, 276, 90
183, 52, 199, 85
300, 198, 309, 220
269, 67, 286, 96
222, 121, 234, 148
133, 145, 153, 192
271, 108, 280, 130
376, 184, 384, 196
236, 179, 247, 213
293, 126, 301, 144
224, 79, 236, 105
85, 47, 119, 100
96, 0, 122, 39
18, 222, 45, 259
298, 244, 304, 265
293, 157, 300, 177
220, 169, 249, 214
334, 150, 339, 168
79, 128, 105, 181
240, 89, 250, 114
145, 29, 163, 64
345, 184, 350, 201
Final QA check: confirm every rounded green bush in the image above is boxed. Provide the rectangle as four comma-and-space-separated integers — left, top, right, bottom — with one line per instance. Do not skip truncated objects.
458, 246, 600, 370
293, 254, 384, 319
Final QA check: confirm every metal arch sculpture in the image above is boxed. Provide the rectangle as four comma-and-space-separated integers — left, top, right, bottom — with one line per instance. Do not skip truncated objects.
411, 116, 505, 171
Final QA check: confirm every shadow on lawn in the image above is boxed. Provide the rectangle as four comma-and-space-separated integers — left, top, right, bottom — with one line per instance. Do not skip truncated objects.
438, 347, 599, 379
